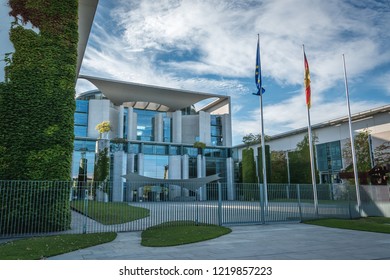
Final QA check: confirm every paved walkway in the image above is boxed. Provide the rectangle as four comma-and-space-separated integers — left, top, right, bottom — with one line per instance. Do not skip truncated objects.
48, 223, 390, 260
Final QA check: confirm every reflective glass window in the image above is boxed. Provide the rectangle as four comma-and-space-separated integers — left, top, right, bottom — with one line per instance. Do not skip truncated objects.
143, 155, 169, 178
75, 113, 88, 126
76, 100, 89, 113
71, 150, 95, 180
74, 126, 87, 137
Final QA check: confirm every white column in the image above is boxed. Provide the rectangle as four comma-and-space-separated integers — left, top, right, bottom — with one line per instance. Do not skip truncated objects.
127, 107, 137, 141
137, 153, 144, 201
226, 157, 235, 200
168, 155, 182, 200
172, 110, 182, 143
222, 114, 232, 147
118, 105, 124, 138
197, 154, 207, 201
112, 151, 126, 202
126, 153, 135, 202
181, 154, 190, 197
199, 111, 211, 145
154, 113, 164, 142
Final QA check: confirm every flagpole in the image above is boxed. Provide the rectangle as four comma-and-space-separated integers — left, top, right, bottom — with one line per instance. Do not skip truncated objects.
259, 84, 268, 208
342, 54, 361, 213
303, 45, 318, 216
254, 34, 268, 208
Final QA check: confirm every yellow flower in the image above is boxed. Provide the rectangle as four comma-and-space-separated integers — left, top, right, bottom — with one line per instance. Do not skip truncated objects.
95, 121, 111, 134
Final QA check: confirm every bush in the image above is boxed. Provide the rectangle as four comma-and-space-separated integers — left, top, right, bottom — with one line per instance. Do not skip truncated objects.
0, 182, 71, 235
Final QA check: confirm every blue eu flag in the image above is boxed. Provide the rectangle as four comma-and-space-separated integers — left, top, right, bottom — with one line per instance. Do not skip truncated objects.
255, 36, 265, 95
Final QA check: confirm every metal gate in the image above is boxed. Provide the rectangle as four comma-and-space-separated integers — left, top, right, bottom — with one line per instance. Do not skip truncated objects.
1, 180, 367, 239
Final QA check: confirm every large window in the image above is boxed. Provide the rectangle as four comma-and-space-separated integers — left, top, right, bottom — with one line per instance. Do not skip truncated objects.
135, 109, 157, 141
163, 116, 172, 142
74, 100, 88, 137
144, 155, 169, 179
72, 139, 96, 180
211, 115, 223, 146
316, 141, 343, 172
123, 108, 128, 139
135, 109, 171, 143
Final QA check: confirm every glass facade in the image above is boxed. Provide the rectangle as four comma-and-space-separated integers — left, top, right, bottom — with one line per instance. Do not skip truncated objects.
316, 140, 343, 183
136, 109, 155, 141
72, 139, 96, 180
143, 155, 169, 178
123, 108, 128, 139
163, 116, 171, 142
72, 97, 231, 191
74, 100, 88, 137
134, 109, 172, 143
124, 142, 229, 181
211, 115, 223, 146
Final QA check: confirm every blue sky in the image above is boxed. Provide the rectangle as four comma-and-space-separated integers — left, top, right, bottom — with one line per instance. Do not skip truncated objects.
2, 0, 390, 145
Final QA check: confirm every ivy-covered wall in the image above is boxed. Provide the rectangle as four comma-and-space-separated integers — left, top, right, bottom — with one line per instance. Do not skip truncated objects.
0, 0, 78, 180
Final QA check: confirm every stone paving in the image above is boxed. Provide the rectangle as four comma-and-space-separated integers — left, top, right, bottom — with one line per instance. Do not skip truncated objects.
48, 223, 390, 260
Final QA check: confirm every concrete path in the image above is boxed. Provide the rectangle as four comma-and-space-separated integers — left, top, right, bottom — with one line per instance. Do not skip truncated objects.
48, 223, 390, 260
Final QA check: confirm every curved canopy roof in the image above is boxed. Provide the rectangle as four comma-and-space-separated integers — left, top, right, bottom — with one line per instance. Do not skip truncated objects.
122, 172, 221, 192
77, 0, 99, 76
79, 75, 229, 112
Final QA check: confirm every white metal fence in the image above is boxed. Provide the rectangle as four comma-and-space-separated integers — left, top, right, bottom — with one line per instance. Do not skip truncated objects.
1, 180, 389, 239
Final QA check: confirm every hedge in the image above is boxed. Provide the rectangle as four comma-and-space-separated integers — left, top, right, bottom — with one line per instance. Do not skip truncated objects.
0, 181, 71, 234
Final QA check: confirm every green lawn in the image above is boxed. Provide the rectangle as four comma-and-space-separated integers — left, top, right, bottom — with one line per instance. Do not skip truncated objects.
141, 221, 232, 247
71, 201, 149, 225
304, 217, 390, 234
0, 232, 117, 260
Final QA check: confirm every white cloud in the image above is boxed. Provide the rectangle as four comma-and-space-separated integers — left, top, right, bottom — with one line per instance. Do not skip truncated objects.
233, 94, 388, 139
79, 0, 390, 145
376, 72, 390, 96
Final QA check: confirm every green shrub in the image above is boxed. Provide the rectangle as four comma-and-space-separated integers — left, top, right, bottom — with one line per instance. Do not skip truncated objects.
0, 182, 71, 234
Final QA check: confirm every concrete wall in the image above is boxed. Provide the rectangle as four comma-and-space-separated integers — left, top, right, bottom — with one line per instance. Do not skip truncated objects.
112, 151, 126, 202
154, 113, 164, 142
199, 111, 211, 145
182, 115, 199, 144
88, 100, 111, 138
172, 110, 182, 143
127, 107, 137, 141
221, 114, 232, 147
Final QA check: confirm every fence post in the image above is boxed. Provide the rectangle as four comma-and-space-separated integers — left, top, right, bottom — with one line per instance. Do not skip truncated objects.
218, 181, 222, 226
260, 184, 265, 224
348, 185, 352, 219
297, 184, 302, 221
83, 189, 88, 234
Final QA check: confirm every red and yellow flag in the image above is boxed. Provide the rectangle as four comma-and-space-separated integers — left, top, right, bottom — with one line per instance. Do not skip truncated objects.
304, 51, 311, 109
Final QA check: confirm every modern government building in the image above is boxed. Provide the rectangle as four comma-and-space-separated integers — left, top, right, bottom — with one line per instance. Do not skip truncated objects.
71, 0, 390, 202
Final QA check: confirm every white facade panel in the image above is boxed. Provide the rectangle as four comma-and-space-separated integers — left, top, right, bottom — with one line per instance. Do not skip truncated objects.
88, 99, 111, 138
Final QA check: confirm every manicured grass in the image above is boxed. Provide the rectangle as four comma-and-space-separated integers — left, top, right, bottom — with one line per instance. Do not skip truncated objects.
304, 217, 390, 234
0, 232, 117, 260
141, 221, 232, 247
71, 201, 149, 225
269, 198, 350, 205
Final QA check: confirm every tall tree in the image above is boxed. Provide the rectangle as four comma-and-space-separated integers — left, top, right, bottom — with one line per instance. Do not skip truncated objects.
242, 133, 271, 146
342, 129, 371, 172
289, 133, 318, 184
269, 151, 288, 183
374, 141, 390, 166
241, 148, 258, 183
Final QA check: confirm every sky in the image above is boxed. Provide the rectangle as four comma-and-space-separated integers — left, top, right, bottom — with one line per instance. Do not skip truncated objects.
1, 0, 390, 145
